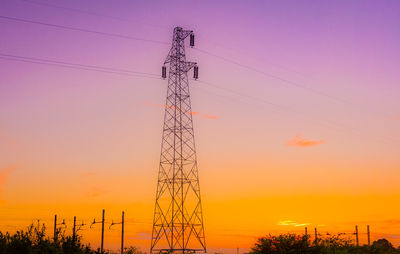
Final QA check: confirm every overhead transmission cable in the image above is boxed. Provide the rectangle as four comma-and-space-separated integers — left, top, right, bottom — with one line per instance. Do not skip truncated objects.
192, 47, 349, 104
19, 0, 168, 29
0, 53, 159, 77
0, 53, 161, 80
194, 79, 397, 145
18, 0, 315, 81
0, 52, 338, 133
0, 51, 397, 145
0, 14, 349, 104
10, 2, 395, 121
0, 15, 169, 45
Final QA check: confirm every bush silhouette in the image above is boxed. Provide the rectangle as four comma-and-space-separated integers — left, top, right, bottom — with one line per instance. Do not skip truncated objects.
0, 223, 144, 254
249, 233, 400, 254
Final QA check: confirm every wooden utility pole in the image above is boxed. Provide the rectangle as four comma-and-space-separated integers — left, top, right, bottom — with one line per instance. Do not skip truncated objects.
54, 214, 57, 241
101, 209, 105, 253
355, 225, 359, 246
314, 228, 318, 241
367, 225, 370, 246
121, 211, 125, 254
53, 214, 66, 241
73, 216, 76, 243
305, 227, 308, 236
109, 211, 125, 253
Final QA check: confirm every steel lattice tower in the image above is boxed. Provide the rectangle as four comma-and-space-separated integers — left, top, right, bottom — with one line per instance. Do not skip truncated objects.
150, 27, 206, 254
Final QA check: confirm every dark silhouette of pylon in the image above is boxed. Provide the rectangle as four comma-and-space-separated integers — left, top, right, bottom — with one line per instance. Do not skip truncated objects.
150, 27, 206, 254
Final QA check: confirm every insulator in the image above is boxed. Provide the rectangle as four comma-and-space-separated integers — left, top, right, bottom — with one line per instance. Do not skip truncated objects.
193, 66, 198, 80
190, 34, 195, 47
162, 66, 166, 79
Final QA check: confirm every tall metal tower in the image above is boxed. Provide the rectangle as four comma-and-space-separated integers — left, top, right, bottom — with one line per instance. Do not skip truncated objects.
150, 27, 206, 254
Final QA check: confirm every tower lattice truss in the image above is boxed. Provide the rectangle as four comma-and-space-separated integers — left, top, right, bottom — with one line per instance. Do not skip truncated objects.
150, 27, 206, 254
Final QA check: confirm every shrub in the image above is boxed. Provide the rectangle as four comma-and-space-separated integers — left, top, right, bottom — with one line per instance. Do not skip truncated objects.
249, 233, 400, 254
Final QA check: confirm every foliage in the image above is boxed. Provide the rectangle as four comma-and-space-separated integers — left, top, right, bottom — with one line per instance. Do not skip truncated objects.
0, 223, 144, 254
249, 233, 400, 254
124, 246, 147, 254
0, 222, 94, 254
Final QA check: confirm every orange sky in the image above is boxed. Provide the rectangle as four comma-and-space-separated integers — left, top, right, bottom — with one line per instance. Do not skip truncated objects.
1, 153, 400, 252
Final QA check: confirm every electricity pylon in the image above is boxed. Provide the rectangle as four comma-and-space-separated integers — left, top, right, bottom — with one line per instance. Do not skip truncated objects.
150, 27, 206, 254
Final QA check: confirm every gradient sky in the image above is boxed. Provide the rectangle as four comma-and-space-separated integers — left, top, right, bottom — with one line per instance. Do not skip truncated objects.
1, 0, 400, 253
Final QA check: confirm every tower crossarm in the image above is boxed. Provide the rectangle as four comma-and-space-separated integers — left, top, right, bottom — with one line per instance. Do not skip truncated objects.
182, 62, 197, 72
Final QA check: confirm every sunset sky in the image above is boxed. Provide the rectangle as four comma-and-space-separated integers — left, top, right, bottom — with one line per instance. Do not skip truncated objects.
1, 0, 400, 253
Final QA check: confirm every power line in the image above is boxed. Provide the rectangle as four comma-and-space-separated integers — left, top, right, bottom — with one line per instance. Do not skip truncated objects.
195, 79, 398, 146
20, 0, 168, 29
203, 40, 312, 79
17, 0, 325, 83
0, 55, 161, 80
3, 5, 396, 125
0, 53, 159, 77
0, 14, 360, 107
21, 0, 350, 103
0, 15, 169, 45
0, 15, 353, 105
192, 47, 349, 104
1, 51, 397, 146
19, 0, 334, 96
197, 79, 284, 109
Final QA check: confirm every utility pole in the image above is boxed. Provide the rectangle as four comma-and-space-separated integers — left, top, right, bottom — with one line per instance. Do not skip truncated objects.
121, 211, 125, 254
73, 216, 76, 243
314, 228, 318, 242
151, 27, 205, 254
53, 214, 66, 242
305, 227, 308, 236
109, 211, 125, 254
367, 225, 370, 246
90, 209, 105, 253
54, 214, 57, 241
355, 225, 359, 246
101, 209, 105, 253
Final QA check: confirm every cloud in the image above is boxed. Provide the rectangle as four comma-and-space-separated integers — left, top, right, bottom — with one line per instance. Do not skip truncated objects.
278, 220, 311, 227
392, 116, 400, 120
286, 134, 325, 147
87, 186, 107, 197
143, 101, 218, 120
0, 166, 17, 204
202, 114, 218, 120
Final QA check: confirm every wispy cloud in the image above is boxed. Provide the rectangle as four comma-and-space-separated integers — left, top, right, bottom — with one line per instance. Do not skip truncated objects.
202, 114, 218, 120
87, 186, 107, 197
143, 101, 218, 120
286, 134, 325, 147
0, 166, 17, 204
278, 220, 311, 227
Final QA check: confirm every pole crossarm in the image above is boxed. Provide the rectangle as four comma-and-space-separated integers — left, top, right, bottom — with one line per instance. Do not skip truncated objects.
56, 220, 67, 228
76, 221, 86, 232
90, 218, 103, 228
109, 220, 123, 229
